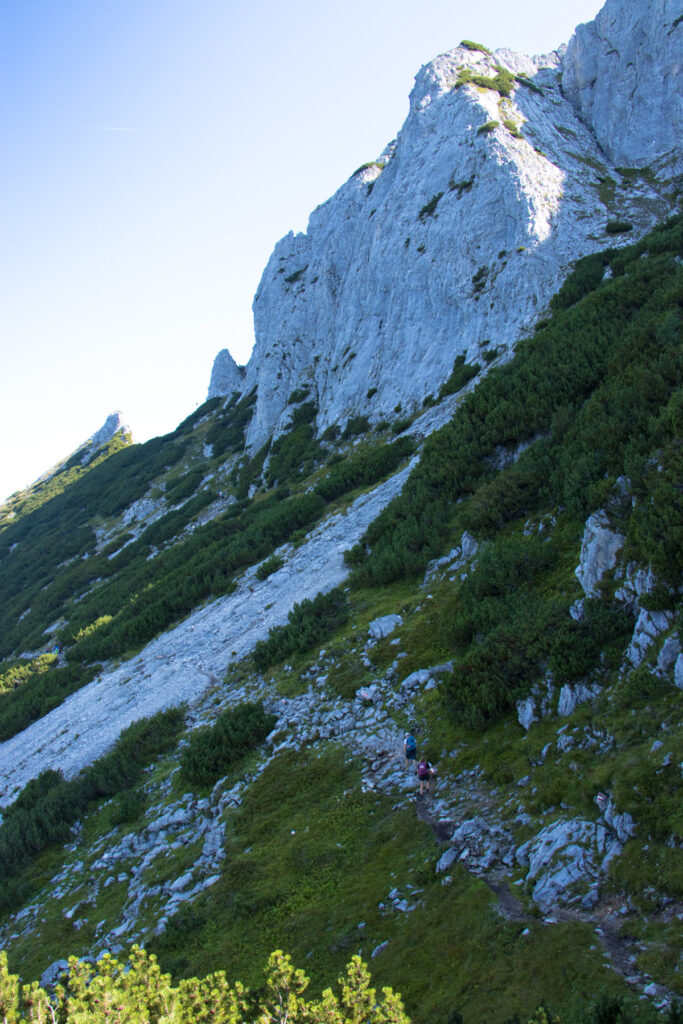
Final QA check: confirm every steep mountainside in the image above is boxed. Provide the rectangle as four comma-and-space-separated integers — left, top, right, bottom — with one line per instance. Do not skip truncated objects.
208, 0, 680, 450
0, 1, 680, 1021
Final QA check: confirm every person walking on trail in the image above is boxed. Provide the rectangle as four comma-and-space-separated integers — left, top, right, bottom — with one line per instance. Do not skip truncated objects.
403, 731, 417, 770
417, 756, 436, 796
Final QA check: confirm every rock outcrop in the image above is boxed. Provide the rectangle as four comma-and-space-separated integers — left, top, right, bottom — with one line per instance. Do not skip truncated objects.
88, 412, 129, 449
208, 349, 245, 399
208, 0, 679, 451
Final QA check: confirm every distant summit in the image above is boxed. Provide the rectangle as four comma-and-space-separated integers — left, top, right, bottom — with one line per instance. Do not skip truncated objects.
87, 411, 130, 450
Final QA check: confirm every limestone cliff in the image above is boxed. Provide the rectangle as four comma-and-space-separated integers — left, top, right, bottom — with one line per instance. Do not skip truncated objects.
208, 0, 680, 450
562, 0, 682, 175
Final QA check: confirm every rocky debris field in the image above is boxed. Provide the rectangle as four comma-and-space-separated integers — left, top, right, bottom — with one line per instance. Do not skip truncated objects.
4, 573, 680, 1009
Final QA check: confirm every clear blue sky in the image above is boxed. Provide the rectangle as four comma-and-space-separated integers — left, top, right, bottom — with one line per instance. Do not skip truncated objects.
0, 0, 604, 503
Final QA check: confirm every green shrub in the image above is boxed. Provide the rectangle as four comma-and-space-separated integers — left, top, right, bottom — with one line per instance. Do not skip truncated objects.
181, 702, 276, 788
419, 192, 444, 220
205, 389, 257, 454
606, 220, 633, 235
287, 387, 310, 405
439, 355, 481, 399
314, 437, 414, 502
342, 415, 371, 439
460, 39, 492, 54
472, 266, 489, 293
477, 120, 499, 135
458, 65, 515, 98
284, 266, 308, 285
256, 555, 285, 580
165, 467, 205, 504
503, 119, 523, 139
252, 588, 349, 672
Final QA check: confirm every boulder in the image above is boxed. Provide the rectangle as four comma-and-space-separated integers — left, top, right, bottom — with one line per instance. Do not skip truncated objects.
557, 682, 601, 717
40, 959, 70, 989
368, 615, 402, 640
435, 848, 459, 874
516, 817, 622, 911
656, 633, 680, 677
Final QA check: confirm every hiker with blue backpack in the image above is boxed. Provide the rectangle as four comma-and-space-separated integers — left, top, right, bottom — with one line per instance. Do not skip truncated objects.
403, 731, 417, 770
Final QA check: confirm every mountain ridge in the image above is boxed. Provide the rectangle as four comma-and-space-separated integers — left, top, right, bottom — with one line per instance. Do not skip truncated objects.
0, 1, 680, 1018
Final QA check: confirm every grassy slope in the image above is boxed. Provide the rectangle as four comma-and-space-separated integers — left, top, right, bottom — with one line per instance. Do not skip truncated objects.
0, 218, 681, 1022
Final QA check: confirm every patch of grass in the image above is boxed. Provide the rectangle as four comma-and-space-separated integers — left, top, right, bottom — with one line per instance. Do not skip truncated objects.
284, 266, 308, 285
457, 66, 515, 98
460, 40, 492, 55
256, 554, 285, 580
605, 220, 633, 235
503, 118, 523, 139
418, 192, 444, 220
478, 120, 500, 135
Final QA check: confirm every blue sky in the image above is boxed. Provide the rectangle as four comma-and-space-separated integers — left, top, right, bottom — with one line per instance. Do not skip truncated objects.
0, 0, 604, 503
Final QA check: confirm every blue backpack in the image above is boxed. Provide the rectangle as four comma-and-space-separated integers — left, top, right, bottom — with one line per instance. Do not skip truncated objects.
405, 734, 417, 757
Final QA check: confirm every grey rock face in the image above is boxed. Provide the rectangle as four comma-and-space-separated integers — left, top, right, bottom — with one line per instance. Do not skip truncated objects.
562, 0, 683, 174
208, 349, 245, 399
517, 674, 555, 730
208, 9, 677, 447
517, 696, 538, 732
656, 634, 681, 677
575, 512, 623, 597
624, 609, 673, 668
557, 682, 602, 717
603, 799, 636, 845
614, 562, 657, 612
424, 531, 480, 583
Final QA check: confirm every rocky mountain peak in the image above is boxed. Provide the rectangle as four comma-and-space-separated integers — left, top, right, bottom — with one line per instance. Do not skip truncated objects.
207, 0, 678, 455
88, 411, 129, 449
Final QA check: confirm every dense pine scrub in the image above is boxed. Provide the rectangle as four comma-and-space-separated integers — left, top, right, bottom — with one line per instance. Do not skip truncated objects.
314, 436, 415, 502
0, 377, 415, 738
180, 701, 276, 787
0, 660, 97, 742
348, 215, 683, 587
252, 588, 349, 672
